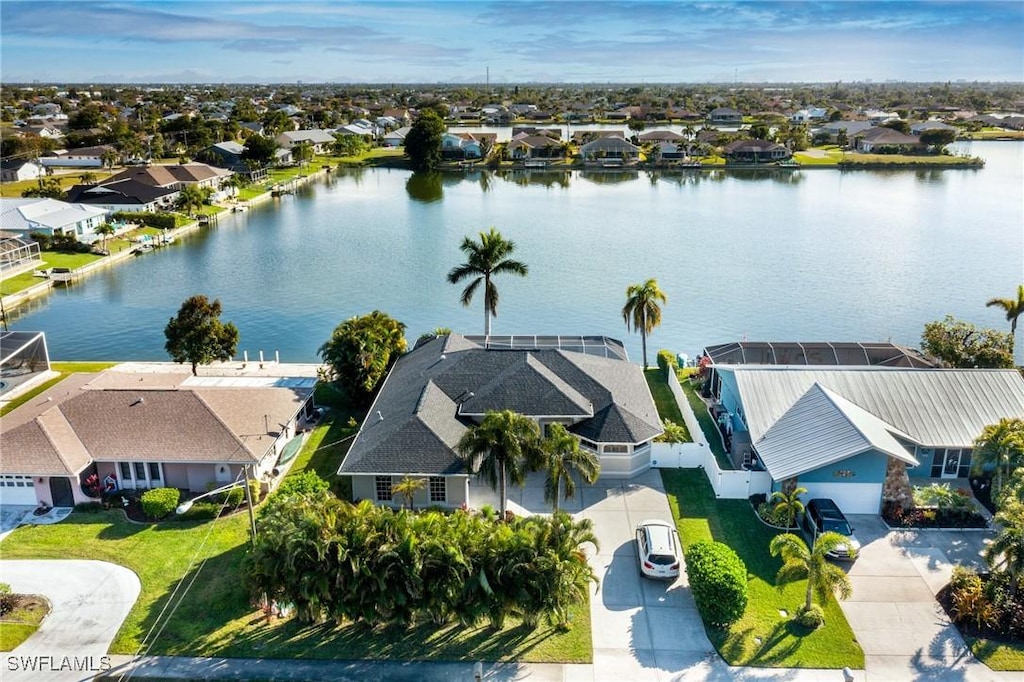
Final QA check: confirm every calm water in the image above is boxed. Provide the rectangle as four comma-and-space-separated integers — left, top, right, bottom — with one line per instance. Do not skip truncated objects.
8, 142, 1023, 365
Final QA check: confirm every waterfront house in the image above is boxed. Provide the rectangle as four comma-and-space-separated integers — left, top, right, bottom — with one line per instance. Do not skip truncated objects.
707, 107, 744, 124
0, 361, 316, 507
909, 121, 958, 135
339, 334, 663, 509
852, 126, 922, 153
104, 163, 233, 192
275, 129, 338, 154
508, 134, 562, 160
65, 179, 178, 213
639, 130, 685, 143
0, 197, 110, 244
817, 120, 874, 143
579, 136, 641, 165
382, 126, 411, 147
698, 341, 1023, 514
723, 139, 792, 163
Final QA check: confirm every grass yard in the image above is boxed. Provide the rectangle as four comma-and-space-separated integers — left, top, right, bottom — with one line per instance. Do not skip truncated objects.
643, 369, 687, 429
965, 636, 1024, 671
0, 169, 120, 198
661, 468, 864, 669
0, 595, 50, 651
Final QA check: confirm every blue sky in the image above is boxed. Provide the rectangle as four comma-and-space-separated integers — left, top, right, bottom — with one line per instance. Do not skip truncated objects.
2, 1, 1022, 83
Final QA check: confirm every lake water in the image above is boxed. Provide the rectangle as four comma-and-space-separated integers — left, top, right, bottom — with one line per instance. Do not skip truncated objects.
7, 141, 1022, 365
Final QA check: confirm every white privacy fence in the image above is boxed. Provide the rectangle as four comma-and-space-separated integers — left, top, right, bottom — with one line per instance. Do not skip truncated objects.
651, 369, 773, 500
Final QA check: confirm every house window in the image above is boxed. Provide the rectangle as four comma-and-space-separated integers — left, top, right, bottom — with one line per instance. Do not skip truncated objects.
119, 462, 133, 480
959, 450, 973, 478
375, 476, 393, 502
579, 438, 598, 452
603, 444, 629, 454
134, 462, 146, 481
148, 463, 162, 482
429, 477, 446, 503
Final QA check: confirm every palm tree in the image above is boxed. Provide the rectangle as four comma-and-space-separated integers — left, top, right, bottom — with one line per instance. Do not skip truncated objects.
770, 486, 808, 528
94, 222, 116, 253
770, 532, 855, 615
984, 503, 1024, 595
973, 418, 1024, 495
393, 476, 426, 510
541, 424, 600, 512
986, 284, 1024, 339
447, 227, 528, 337
622, 278, 667, 369
456, 410, 542, 518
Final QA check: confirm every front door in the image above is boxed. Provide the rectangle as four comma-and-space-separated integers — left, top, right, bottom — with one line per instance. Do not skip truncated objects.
941, 449, 961, 479
49, 477, 74, 507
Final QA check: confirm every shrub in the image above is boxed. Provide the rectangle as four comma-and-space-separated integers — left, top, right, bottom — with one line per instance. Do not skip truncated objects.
113, 211, 176, 230
275, 471, 329, 499
207, 479, 260, 506
0, 583, 16, 616
140, 487, 181, 520
795, 603, 825, 629
178, 501, 221, 521
685, 541, 748, 627
756, 501, 791, 527
656, 349, 678, 374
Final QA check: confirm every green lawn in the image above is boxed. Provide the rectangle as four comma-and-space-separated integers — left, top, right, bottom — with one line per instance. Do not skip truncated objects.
1, 250, 105, 295
0, 595, 50, 651
0, 169, 120, 198
661, 468, 864, 669
676, 371, 732, 468
965, 636, 1024, 671
643, 369, 687, 429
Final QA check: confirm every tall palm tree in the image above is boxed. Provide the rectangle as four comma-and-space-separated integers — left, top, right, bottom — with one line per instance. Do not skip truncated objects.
986, 284, 1024, 338
973, 417, 1024, 495
984, 504, 1024, 595
770, 531, 855, 614
542, 424, 600, 512
456, 410, 542, 518
622, 278, 667, 369
770, 486, 808, 529
447, 227, 528, 337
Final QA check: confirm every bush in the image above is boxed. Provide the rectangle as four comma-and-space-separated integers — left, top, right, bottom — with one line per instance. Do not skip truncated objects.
140, 487, 181, 520
178, 501, 221, 521
686, 541, 748, 627
275, 471, 329, 499
0, 583, 16, 616
756, 501, 791, 527
656, 349, 678, 374
796, 603, 825, 629
113, 211, 176, 230
208, 479, 261, 507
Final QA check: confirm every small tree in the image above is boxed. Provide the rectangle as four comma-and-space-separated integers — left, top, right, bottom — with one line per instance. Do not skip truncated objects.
164, 295, 240, 375
176, 183, 208, 217
456, 410, 542, 519
393, 476, 426, 510
541, 424, 600, 512
318, 311, 407, 406
984, 497, 1024, 595
241, 135, 279, 167
686, 541, 748, 626
920, 315, 1014, 368
770, 532, 854, 623
986, 285, 1024, 339
973, 418, 1024, 495
94, 222, 116, 252
770, 486, 808, 529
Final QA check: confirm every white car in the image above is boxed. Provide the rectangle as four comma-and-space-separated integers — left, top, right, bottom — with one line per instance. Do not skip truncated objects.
635, 519, 682, 579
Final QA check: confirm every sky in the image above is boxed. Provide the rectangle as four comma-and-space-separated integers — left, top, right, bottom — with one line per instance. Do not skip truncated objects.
1, 1, 1022, 84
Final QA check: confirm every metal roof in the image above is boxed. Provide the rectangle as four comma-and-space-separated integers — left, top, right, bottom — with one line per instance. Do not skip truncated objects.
704, 341, 936, 368
754, 383, 918, 481
727, 367, 1024, 447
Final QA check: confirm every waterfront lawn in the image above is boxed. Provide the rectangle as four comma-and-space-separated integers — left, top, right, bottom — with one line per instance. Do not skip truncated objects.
964, 636, 1024, 671
643, 369, 688, 433
1, 250, 104, 295
661, 468, 864, 669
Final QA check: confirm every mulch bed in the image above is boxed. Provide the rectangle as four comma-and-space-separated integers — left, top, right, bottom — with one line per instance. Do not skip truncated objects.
936, 576, 1024, 644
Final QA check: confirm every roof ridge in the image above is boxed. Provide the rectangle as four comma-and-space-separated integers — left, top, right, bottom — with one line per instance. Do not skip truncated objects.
38, 406, 92, 476
190, 391, 261, 462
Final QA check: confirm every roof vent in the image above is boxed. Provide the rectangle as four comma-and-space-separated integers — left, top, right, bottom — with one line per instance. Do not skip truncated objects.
440, 354, 446, 361
131, 397, 144, 406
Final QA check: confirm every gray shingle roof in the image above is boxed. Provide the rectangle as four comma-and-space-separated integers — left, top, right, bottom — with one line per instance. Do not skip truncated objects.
340, 334, 662, 475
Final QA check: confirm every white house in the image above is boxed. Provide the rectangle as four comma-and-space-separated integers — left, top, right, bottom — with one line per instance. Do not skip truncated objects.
275, 130, 338, 154
0, 159, 45, 183
0, 198, 110, 244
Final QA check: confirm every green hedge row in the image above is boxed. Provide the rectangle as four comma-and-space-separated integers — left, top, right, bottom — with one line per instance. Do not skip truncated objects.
112, 211, 176, 229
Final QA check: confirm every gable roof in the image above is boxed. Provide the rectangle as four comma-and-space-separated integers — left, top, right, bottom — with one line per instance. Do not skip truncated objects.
66, 179, 176, 206
341, 333, 662, 475
0, 198, 108, 232
105, 163, 229, 188
726, 366, 1024, 447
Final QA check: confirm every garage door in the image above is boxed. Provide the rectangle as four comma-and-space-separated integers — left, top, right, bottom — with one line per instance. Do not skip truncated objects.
0, 475, 39, 506
799, 482, 882, 515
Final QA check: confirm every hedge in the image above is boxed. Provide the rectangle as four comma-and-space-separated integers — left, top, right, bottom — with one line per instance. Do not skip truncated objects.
685, 541, 748, 627
140, 487, 181, 520
112, 211, 176, 229
656, 349, 678, 374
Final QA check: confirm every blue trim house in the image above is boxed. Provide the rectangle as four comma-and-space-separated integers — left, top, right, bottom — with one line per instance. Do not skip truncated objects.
710, 366, 1024, 514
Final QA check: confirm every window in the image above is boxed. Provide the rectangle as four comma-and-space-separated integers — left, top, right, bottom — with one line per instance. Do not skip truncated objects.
429, 477, 446, 503
134, 462, 146, 480
959, 450, 973, 478
579, 438, 598, 452
603, 444, 629, 454
119, 462, 133, 480
148, 463, 162, 482
375, 476, 393, 502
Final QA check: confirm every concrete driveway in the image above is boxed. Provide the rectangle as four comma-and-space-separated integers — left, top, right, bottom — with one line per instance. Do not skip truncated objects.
840, 515, 999, 682
0, 560, 141, 682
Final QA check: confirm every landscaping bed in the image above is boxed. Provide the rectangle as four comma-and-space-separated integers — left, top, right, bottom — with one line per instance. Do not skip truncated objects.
882, 504, 989, 529
662, 468, 863, 669
0, 593, 50, 651
936, 569, 1024, 671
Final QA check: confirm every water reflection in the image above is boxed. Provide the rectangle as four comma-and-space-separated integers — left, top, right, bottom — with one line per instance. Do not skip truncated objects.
497, 170, 571, 189
406, 172, 443, 202
577, 170, 641, 185
707, 168, 805, 184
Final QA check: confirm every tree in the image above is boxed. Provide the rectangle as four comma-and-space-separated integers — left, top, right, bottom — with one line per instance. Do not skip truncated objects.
920, 315, 1014, 368
294, 141, 314, 167
21, 177, 65, 199
770, 486, 808, 529
973, 418, 1024, 495
404, 110, 446, 171
416, 327, 453, 345
920, 128, 957, 149
986, 284, 1024, 337
447, 227, 529, 337
100, 148, 120, 169
94, 222, 115, 253
318, 311, 407, 406
456, 410, 543, 518
393, 476, 426, 510
622, 278, 667, 370
985, 499, 1024, 595
541, 424, 600, 512
78, 172, 97, 184
770, 532, 855, 617
241, 135, 279, 167
333, 134, 368, 157
176, 183, 208, 217
164, 295, 240, 375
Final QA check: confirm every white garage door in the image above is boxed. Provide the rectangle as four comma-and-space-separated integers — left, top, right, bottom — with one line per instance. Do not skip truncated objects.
0, 475, 39, 506
799, 482, 882, 515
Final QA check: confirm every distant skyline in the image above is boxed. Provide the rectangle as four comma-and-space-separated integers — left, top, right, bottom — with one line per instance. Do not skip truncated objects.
2, 1, 1023, 84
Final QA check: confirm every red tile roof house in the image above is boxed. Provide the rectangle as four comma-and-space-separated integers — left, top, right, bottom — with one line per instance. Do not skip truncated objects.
0, 367, 315, 508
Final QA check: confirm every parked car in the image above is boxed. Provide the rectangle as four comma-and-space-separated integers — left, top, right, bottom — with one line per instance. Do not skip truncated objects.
635, 519, 682, 579
801, 498, 861, 560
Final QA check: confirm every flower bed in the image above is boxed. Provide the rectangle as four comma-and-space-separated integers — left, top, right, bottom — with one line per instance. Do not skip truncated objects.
937, 567, 1024, 644
882, 501, 988, 529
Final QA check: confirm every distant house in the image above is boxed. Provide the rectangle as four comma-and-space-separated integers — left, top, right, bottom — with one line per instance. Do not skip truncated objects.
511, 127, 561, 140
0, 159, 45, 183
707, 107, 743, 124
40, 145, 116, 168
723, 139, 791, 163
275, 130, 338, 154
0, 364, 317, 507
853, 127, 922, 153
909, 121, 957, 135
66, 180, 178, 213
200, 141, 247, 172
790, 107, 829, 123
651, 141, 690, 162
381, 126, 411, 148
441, 132, 495, 160
339, 334, 663, 509
103, 163, 232, 192
639, 130, 685, 143
0, 198, 110, 244
580, 136, 641, 165
818, 120, 874, 142
507, 134, 562, 160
